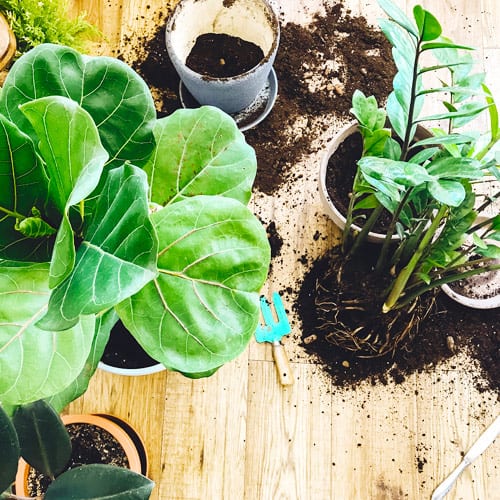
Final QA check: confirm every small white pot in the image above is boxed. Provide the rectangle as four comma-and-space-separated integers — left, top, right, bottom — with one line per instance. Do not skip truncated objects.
166, 0, 279, 114
319, 121, 432, 243
319, 121, 396, 243
441, 216, 500, 309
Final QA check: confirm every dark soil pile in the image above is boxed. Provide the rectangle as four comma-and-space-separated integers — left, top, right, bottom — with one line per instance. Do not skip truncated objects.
186, 33, 264, 77
297, 251, 500, 393
124, 2, 395, 192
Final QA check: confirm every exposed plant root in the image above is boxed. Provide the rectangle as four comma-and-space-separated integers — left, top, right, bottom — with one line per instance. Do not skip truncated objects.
314, 253, 435, 358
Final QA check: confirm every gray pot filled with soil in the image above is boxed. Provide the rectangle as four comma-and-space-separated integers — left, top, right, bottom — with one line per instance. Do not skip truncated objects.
165, 0, 279, 114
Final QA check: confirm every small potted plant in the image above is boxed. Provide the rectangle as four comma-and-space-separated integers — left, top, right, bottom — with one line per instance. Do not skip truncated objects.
0, 43, 270, 409
165, 0, 280, 114
315, 0, 499, 357
0, 400, 152, 499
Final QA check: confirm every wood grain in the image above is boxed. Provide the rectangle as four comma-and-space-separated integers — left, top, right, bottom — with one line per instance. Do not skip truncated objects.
64, 1, 500, 499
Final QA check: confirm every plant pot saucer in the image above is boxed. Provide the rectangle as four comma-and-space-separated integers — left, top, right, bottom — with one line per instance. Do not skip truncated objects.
179, 67, 278, 131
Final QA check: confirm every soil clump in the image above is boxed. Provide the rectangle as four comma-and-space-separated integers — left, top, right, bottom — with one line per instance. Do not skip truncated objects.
186, 33, 264, 77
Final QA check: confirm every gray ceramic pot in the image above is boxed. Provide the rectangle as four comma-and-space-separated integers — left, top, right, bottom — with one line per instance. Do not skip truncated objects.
166, 0, 279, 114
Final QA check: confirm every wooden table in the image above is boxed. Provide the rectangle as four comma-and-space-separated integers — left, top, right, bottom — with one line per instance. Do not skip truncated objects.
66, 1, 500, 498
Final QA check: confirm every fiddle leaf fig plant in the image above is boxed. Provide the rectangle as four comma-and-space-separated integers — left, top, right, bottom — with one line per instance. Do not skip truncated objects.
0, 43, 270, 408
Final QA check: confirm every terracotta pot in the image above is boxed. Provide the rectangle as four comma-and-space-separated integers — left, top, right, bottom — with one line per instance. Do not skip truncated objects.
441, 216, 500, 309
319, 121, 431, 243
165, 0, 280, 114
0, 12, 16, 72
14, 414, 147, 496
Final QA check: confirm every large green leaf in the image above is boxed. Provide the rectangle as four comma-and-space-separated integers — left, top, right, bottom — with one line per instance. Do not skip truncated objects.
413, 5, 441, 41
13, 400, 71, 477
46, 310, 116, 412
0, 404, 19, 493
45, 464, 154, 500
38, 165, 158, 331
21, 96, 109, 288
116, 195, 270, 375
0, 261, 95, 407
144, 106, 256, 206
0, 43, 156, 169
0, 115, 51, 261
378, 0, 418, 38
428, 179, 466, 206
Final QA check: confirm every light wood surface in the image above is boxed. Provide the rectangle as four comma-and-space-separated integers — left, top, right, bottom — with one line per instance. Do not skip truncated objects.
65, 1, 499, 499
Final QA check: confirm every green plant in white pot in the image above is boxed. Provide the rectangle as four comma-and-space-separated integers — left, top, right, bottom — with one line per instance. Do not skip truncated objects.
0, 43, 270, 411
316, 0, 499, 357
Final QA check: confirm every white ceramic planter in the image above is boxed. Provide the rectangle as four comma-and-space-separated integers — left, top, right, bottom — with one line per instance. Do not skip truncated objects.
98, 320, 166, 376
166, 0, 279, 114
441, 216, 500, 309
319, 121, 397, 243
319, 121, 433, 243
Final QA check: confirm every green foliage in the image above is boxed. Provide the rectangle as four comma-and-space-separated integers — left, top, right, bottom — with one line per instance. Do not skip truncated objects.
345, 0, 500, 312
0, 43, 270, 410
44, 464, 154, 500
13, 400, 71, 478
1, 401, 154, 499
0, 404, 19, 493
0, 0, 100, 56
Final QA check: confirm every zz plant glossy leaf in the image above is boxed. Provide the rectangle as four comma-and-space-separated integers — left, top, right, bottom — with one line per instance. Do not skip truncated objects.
0, 43, 156, 169
0, 262, 95, 407
45, 464, 154, 500
13, 400, 71, 477
144, 106, 257, 206
116, 195, 270, 375
38, 165, 158, 331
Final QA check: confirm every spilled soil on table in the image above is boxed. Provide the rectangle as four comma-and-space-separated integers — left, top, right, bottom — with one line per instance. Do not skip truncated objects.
124, 1, 498, 394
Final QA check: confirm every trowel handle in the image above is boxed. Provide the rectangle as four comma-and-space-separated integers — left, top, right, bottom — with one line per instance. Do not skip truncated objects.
272, 341, 294, 386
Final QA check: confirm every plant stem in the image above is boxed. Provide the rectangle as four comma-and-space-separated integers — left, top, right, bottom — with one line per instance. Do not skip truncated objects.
346, 204, 383, 259
0, 205, 26, 220
393, 260, 500, 310
401, 38, 423, 160
383, 205, 448, 312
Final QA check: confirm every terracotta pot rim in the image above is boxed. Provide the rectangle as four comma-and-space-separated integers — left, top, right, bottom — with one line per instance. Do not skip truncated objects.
14, 413, 147, 496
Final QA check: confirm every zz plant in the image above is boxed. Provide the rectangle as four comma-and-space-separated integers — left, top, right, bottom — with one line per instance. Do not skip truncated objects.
322, 0, 499, 356
0, 44, 270, 410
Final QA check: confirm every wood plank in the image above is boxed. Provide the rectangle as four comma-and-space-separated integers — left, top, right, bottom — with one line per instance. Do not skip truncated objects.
245, 361, 333, 500
159, 354, 249, 500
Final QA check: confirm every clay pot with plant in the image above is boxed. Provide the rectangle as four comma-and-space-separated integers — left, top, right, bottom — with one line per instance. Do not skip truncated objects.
166, 0, 279, 115
314, 0, 499, 358
0, 43, 270, 411
0, 400, 152, 499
